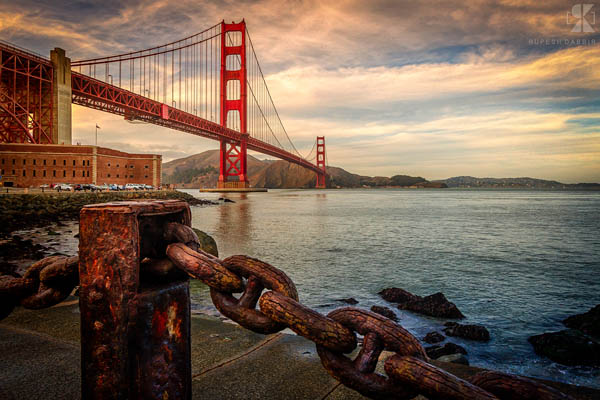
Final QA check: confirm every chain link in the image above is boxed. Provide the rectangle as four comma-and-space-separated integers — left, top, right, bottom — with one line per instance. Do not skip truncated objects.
0, 222, 574, 400
0, 255, 79, 319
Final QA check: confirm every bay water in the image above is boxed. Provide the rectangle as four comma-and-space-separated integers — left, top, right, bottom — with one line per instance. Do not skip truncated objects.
182, 188, 600, 388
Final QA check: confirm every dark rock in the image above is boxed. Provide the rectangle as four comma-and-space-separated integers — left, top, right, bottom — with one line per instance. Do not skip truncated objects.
398, 292, 465, 319
191, 228, 219, 257
423, 331, 445, 344
0, 236, 50, 262
74, 233, 80, 238
436, 353, 469, 365
528, 329, 600, 366
218, 197, 235, 203
563, 304, 600, 339
378, 287, 419, 303
0, 262, 19, 277
425, 342, 467, 359
444, 322, 490, 341
370, 305, 398, 321
47, 231, 60, 236
336, 297, 358, 305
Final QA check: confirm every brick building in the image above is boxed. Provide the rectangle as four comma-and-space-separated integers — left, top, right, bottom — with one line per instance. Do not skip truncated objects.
0, 143, 161, 188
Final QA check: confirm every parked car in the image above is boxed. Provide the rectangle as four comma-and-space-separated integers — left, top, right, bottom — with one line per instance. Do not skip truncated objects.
125, 183, 140, 190
54, 183, 72, 191
39, 184, 50, 189
73, 184, 84, 191
109, 184, 121, 191
97, 184, 110, 191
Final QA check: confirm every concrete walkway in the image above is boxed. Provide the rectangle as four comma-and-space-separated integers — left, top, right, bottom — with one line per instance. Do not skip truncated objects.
1, 299, 597, 400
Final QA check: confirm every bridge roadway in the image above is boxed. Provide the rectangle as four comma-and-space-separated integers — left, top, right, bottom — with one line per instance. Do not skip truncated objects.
0, 300, 596, 399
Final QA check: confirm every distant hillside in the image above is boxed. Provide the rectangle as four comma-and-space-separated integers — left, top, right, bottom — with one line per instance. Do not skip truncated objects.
162, 150, 442, 189
326, 167, 444, 188
438, 176, 600, 190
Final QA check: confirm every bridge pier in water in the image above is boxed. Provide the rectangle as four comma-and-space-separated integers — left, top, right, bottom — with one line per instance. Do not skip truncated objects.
218, 137, 249, 189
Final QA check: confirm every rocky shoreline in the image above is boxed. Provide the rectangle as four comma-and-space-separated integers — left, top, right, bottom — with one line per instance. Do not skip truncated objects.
529, 305, 600, 366
378, 286, 600, 369
0, 190, 216, 236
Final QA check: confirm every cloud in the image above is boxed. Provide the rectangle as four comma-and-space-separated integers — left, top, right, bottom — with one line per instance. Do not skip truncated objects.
266, 45, 600, 114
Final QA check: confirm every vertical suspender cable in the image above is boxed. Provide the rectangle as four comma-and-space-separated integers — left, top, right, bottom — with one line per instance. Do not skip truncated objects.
205, 35, 207, 119
178, 49, 181, 110
171, 45, 174, 106
210, 30, 213, 121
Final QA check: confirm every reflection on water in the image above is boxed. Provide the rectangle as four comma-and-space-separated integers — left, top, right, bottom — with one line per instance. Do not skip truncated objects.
215, 194, 253, 254
183, 188, 600, 388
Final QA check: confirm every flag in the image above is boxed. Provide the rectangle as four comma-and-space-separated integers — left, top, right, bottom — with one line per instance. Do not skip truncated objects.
96, 124, 101, 129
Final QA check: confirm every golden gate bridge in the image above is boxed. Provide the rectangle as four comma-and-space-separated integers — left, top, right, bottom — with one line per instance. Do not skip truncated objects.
0, 20, 327, 189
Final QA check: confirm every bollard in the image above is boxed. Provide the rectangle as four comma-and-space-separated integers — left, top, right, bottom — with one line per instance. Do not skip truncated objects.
79, 200, 192, 399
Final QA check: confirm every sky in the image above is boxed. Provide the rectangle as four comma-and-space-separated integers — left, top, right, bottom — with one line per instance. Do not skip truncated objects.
1, 0, 599, 182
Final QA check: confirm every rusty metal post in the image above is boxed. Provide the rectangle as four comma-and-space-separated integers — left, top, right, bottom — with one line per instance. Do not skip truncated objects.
79, 200, 192, 399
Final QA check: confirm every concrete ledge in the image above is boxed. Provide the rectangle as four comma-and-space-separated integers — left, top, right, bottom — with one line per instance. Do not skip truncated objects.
1, 302, 598, 399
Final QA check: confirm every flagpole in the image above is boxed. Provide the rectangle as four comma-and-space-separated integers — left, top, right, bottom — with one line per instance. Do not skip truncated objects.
95, 124, 98, 146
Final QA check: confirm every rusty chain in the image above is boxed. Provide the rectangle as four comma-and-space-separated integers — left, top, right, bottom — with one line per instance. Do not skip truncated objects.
163, 223, 573, 400
0, 222, 573, 400
0, 255, 79, 320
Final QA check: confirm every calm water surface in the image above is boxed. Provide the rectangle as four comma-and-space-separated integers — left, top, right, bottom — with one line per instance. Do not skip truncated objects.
183, 188, 600, 387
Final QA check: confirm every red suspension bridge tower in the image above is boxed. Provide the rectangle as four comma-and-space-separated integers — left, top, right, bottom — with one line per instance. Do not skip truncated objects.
316, 136, 326, 189
219, 20, 249, 189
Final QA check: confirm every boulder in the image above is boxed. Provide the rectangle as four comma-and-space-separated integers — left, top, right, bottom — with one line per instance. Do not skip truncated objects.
425, 342, 467, 359
399, 292, 465, 319
444, 322, 490, 342
528, 329, 600, 366
378, 287, 419, 303
436, 353, 469, 365
563, 304, 600, 339
370, 305, 398, 321
379, 288, 464, 319
191, 228, 219, 257
423, 331, 445, 344
336, 297, 359, 305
